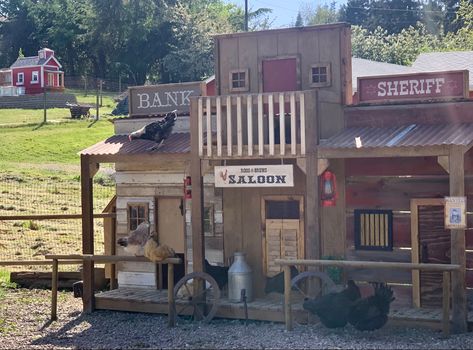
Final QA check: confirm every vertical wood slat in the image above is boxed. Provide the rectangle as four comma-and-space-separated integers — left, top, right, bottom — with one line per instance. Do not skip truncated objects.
226, 96, 232, 156
290, 93, 296, 155
237, 96, 243, 156
216, 97, 222, 157
206, 98, 212, 157
300, 92, 306, 155
198, 98, 203, 156
247, 95, 253, 156
279, 93, 285, 155
442, 271, 451, 336
258, 94, 264, 156
268, 94, 275, 156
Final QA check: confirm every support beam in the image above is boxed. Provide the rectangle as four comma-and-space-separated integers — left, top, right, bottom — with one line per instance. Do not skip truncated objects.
448, 145, 467, 333
80, 155, 95, 313
190, 99, 205, 273
437, 156, 449, 174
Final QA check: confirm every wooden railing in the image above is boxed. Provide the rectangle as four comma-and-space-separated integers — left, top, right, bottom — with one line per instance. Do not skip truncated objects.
276, 259, 461, 336
196, 90, 314, 159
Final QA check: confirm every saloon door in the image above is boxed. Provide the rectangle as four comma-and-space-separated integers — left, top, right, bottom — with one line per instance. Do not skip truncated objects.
263, 196, 304, 277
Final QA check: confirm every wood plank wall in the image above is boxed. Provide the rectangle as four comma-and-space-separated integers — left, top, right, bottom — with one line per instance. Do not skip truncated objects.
345, 155, 473, 307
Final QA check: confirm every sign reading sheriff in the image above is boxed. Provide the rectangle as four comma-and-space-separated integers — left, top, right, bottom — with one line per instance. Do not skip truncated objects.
215, 165, 294, 188
357, 70, 468, 104
128, 81, 203, 117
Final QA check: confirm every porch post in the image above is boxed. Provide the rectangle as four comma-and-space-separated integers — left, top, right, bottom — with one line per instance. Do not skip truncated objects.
190, 99, 205, 273
448, 145, 467, 333
81, 155, 95, 313
304, 90, 320, 285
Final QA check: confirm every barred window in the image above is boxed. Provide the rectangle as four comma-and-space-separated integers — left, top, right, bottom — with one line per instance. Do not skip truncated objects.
354, 209, 393, 251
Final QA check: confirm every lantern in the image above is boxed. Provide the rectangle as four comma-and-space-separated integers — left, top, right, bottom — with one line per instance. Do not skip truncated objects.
320, 171, 337, 207
184, 176, 192, 199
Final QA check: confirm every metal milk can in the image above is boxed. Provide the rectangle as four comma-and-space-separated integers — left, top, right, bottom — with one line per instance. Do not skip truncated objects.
228, 252, 253, 303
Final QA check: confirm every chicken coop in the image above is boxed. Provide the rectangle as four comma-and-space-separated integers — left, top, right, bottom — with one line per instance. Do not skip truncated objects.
77, 24, 472, 333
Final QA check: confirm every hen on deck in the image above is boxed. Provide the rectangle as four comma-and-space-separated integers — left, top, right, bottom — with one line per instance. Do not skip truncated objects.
204, 259, 229, 290
303, 280, 361, 328
128, 110, 177, 150
348, 282, 395, 331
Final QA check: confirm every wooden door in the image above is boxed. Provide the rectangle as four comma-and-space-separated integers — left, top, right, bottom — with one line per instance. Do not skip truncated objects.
411, 199, 450, 308
262, 57, 298, 93
157, 197, 185, 253
263, 197, 304, 277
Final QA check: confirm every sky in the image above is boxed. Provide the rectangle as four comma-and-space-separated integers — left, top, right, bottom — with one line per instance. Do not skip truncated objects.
226, 0, 347, 28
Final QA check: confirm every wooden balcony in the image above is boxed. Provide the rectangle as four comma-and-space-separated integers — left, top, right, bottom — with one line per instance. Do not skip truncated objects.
194, 90, 315, 159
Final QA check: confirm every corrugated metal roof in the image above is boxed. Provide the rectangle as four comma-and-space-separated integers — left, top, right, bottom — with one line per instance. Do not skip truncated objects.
80, 132, 190, 156
320, 123, 473, 149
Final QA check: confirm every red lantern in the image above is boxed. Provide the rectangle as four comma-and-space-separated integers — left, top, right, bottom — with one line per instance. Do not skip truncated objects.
184, 176, 192, 199
320, 171, 337, 207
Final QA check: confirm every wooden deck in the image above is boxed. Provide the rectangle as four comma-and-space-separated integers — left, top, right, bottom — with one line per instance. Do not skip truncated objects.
94, 287, 473, 328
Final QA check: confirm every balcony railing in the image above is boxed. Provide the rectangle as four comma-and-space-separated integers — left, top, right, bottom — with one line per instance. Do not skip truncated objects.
196, 90, 313, 159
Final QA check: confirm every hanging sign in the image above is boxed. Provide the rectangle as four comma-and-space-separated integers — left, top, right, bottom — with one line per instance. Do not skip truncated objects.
444, 196, 466, 229
214, 165, 294, 188
357, 70, 468, 104
128, 81, 203, 117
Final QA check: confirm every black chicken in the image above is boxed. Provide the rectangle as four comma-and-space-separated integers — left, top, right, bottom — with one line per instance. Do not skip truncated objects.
128, 110, 177, 149
303, 280, 361, 328
204, 259, 229, 290
264, 266, 299, 294
348, 282, 395, 331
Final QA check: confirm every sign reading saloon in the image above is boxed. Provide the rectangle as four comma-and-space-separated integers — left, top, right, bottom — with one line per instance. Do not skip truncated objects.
357, 70, 468, 104
214, 165, 294, 188
128, 82, 203, 117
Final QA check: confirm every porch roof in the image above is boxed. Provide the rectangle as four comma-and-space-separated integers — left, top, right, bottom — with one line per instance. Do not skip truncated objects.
318, 123, 473, 158
80, 132, 190, 161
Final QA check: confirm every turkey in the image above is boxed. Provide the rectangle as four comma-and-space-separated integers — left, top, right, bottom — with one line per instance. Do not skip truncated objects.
264, 266, 299, 294
128, 110, 177, 150
303, 280, 361, 328
117, 221, 150, 256
348, 282, 395, 331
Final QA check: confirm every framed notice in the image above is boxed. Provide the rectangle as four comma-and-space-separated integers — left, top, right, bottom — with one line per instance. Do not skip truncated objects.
214, 165, 294, 188
444, 196, 466, 229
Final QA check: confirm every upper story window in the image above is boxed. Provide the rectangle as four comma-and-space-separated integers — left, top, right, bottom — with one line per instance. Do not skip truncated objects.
17, 72, 24, 85
229, 69, 249, 92
128, 203, 149, 230
310, 64, 331, 88
31, 71, 39, 83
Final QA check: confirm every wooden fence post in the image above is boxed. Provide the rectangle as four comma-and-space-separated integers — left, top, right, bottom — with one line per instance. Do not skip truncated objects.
442, 271, 451, 337
168, 263, 175, 327
283, 265, 292, 331
51, 258, 58, 321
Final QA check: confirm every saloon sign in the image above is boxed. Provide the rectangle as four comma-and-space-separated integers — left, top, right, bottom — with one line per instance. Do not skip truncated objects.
214, 165, 294, 188
357, 70, 468, 104
128, 81, 203, 117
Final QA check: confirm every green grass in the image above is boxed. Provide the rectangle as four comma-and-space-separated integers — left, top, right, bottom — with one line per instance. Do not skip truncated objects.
65, 88, 116, 111
0, 108, 72, 126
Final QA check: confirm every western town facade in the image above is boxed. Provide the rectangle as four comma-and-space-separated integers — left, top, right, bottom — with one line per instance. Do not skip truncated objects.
77, 23, 472, 332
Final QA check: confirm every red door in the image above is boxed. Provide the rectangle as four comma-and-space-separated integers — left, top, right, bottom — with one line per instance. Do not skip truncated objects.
262, 58, 297, 93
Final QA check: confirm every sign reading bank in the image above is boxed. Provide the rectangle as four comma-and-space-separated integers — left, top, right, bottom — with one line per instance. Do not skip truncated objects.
128, 81, 203, 117
357, 70, 468, 103
215, 165, 294, 188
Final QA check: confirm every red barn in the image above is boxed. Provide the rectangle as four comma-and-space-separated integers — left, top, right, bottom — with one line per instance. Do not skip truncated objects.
9, 48, 65, 95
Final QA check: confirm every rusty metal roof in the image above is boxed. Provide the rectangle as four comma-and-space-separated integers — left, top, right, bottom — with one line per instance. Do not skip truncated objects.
320, 123, 473, 150
80, 132, 190, 156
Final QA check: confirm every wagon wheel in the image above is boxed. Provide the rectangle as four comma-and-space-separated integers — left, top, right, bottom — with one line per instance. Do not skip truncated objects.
291, 271, 336, 299
173, 271, 221, 323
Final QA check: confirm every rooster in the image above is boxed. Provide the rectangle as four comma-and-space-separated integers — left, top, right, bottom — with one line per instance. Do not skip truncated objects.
264, 266, 299, 294
117, 221, 150, 256
303, 280, 361, 328
128, 110, 177, 150
348, 282, 395, 331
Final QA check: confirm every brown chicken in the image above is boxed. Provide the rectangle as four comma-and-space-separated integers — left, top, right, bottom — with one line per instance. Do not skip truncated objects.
144, 237, 175, 263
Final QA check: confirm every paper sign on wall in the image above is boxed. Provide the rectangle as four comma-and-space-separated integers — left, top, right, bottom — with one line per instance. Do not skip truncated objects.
444, 196, 466, 229
214, 165, 294, 188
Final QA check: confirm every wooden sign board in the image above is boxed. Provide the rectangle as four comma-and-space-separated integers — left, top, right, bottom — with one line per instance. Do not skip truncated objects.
214, 165, 294, 188
444, 196, 466, 229
357, 70, 469, 104
128, 81, 203, 117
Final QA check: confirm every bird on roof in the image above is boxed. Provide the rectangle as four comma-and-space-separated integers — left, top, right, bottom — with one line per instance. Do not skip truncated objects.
128, 110, 177, 151
117, 220, 150, 256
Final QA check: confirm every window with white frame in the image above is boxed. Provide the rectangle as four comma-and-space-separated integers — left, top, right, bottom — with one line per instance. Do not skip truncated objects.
229, 69, 249, 92
31, 71, 39, 83
17, 72, 24, 85
310, 64, 331, 87
128, 203, 149, 230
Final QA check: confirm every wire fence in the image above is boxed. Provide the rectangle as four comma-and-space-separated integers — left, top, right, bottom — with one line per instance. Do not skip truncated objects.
0, 171, 115, 271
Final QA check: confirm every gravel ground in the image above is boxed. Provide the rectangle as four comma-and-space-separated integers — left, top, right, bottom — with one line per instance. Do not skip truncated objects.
1, 288, 472, 349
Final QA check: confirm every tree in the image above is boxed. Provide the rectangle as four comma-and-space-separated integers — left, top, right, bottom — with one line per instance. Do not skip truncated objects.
295, 11, 303, 27
300, 2, 340, 25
